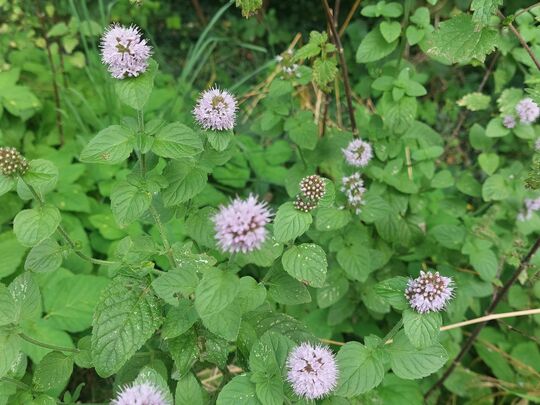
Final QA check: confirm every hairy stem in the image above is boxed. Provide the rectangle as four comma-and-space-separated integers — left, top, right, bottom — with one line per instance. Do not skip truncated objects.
19, 332, 81, 353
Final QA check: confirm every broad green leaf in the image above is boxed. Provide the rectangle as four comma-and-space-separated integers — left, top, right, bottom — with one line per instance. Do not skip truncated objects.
0, 284, 17, 326
80, 125, 135, 165
374, 277, 409, 310
478, 153, 499, 175
162, 161, 207, 206
470, 248, 498, 281
315, 207, 351, 231
217, 374, 262, 405
152, 122, 203, 159
388, 332, 448, 379
9, 272, 42, 322
430, 224, 465, 250
0, 174, 15, 197
282, 243, 327, 288
471, 0, 502, 27
356, 29, 398, 63
13, 204, 61, 247
380, 21, 401, 43
176, 373, 205, 405
168, 330, 199, 375
91, 278, 162, 377
17, 159, 58, 200
402, 310, 442, 349
457, 92, 491, 111
316, 272, 349, 308
32, 351, 73, 392
110, 181, 152, 226
267, 270, 311, 305
428, 14, 498, 64
162, 299, 199, 339
482, 174, 509, 201
337, 246, 372, 282
376, 374, 423, 405
0, 334, 21, 378
152, 268, 200, 305
0, 231, 27, 278
313, 58, 338, 89
284, 111, 318, 150
114, 59, 157, 110
485, 117, 510, 138
335, 342, 385, 397
273, 202, 312, 242
24, 238, 63, 273
207, 130, 234, 152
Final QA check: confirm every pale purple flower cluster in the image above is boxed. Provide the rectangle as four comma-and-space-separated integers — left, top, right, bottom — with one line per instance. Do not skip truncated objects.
405, 271, 454, 314
342, 139, 373, 167
193, 87, 237, 131
212, 195, 271, 253
341, 173, 366, 214
516, 98, 540, 124
286, 342, 338, 400
111, 382, 168, 405
517, 197, 540, 221
502, 115, 516, 129
100, 24, 152, 79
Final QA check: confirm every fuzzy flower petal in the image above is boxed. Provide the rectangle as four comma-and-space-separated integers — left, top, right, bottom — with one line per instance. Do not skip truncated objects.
405, 271, 454, 314
100, 24, 152, 79
342, 139, 373, 167
193, 87, 237, 131
212, 194, 271, 253
286, 343, 338, 400
111, 382, 168, 405
518, 197, 540, 221
516, 98, 540, 124
341, 172, 366, 214
502, 115, 516, 129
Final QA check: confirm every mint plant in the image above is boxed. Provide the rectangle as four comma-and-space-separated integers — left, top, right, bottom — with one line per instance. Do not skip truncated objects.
1, 0, 540, 403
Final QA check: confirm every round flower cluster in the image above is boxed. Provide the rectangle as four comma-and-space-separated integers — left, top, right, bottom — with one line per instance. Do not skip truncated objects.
193, 87, 237, 131
100, 24, 152, 79
405, 270, 454, 314
516, 98, 540, 124
111, 382, 169, 405
286, 342, 339, 400
0, 147, 28, 176
517, 197, 540, 221
212, 194, 272, 253
294, 175, 326, 213
276, 50, 300, 78
502, 115, 516, 129
342, 138, 373, 168
341, 173, 366, 214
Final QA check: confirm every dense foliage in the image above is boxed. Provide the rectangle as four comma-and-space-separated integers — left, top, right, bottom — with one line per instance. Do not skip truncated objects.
1, 0, 540, 404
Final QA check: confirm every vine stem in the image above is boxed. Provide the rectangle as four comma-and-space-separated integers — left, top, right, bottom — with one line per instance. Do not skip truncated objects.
19, 332, 80, 353
322, 0, 358, 136
424, 236, 540, 399
498, 10, 540, 71
318, 307, 540, 347
18, 176, 116, 266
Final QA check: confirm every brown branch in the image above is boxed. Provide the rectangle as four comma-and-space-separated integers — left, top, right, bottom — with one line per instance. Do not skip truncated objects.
424, 236, 540, 399
498, 10, 540, 71
191, 0, 207, 25
338, 0, 361, 37
322, 0, 358, 135
35, 1, 64, 146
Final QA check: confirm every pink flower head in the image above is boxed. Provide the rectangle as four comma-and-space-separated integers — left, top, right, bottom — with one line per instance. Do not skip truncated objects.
502, 115, 516, 129
286, 342, 338, 400
341, 172, 366, 214
100, 24, 152, 79
212, 194, 271, 253
518, 197, 540, 221
111, 382, 168, 405
342, 139, 373, 167
405, 271, 454, 314
193, 87, 237, 131
516, 98, 540, 124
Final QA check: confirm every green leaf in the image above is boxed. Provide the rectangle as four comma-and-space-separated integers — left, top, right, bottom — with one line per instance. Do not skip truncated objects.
485, 117, 510, 138
152, 122, 203, 159
471, 0, 502, 27
80, 125, 135, 165
162, 161, 207, 206
356, 29, 398, 63
267, 270, 311, 305
457, 92, 491, 111
0, 231, 27, 278
32, 351, 73, 392
313, 58, 338, 89
152, 268, 200, 305
403, 310, 442, 349
470, 249, 498, 281
162, 299, 199, 339
235, 0, 262, 17
168, 330, 199, 375
478, 153, 499, 175
430, 224, 465, 250
13, 204, 61, 247
217, 374, 261, 405
91, 278, 162, 377
482, 174, 509, 201
282, 243, 327, 288
45, 275, 110, 332
380, 21, 401, 43
0, 334, 21, 378
24, 238, 63, 273
110, 181, 152, 226
0, 174, 15, 197
17, 159, 58, 200
374, 276, 409, 310
315, 207, 351, 231
388, 332, 448, 379
273, 202, 312, 242
428, 14, 498, 64
114, 59, 157, 110
336, 342, 385, 397
284, 111, 318, 150
0, 284, 17, 326
9, 272, 42, 322
337, 246, 372, 282
176, 373, 205, 405
207, 130, 234, 152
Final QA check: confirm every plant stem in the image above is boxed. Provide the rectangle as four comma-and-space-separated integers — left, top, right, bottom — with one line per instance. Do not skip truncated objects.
19, 176, 116, 266
322, 0, 358, 136
498, 10, 540, 71
382, 318, 404, 344
149, 205, 176, 270
19, 332, 80, 353
424, 236, 540, 399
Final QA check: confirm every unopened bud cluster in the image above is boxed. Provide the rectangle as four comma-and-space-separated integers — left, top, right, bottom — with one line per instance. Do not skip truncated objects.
0, 147, 28, 176
294, 175, 326, 213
